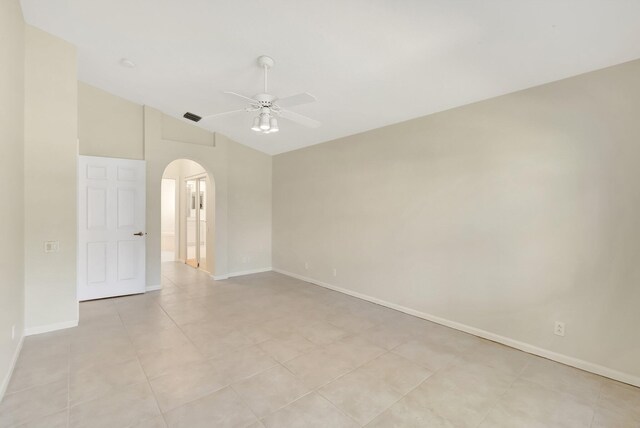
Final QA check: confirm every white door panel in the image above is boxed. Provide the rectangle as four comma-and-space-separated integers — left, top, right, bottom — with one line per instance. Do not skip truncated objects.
78, 156, 146, 301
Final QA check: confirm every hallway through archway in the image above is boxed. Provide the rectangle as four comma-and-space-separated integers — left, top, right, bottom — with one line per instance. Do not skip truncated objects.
161, 159, 214, 273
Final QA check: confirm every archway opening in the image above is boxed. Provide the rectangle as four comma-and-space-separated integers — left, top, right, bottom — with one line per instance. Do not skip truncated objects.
161, 159, 214, 273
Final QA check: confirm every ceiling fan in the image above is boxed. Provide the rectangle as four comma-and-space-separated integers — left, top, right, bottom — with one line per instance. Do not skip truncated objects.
193, 55, 321, 134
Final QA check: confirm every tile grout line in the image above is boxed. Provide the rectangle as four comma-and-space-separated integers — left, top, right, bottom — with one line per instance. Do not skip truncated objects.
588, 377, 607, 428
228, 382, 267, 426
114, 306, 168, 428
278, 362, 364, 426
475, 352, 533, 427
139, 286, 192, 427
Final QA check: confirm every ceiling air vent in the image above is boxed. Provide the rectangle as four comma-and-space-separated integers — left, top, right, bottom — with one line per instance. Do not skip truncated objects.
183, 112, 202, 122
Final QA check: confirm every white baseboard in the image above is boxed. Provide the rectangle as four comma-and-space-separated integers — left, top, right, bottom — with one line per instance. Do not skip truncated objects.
146, 284, 161, 292
0, 335, 24, 403
212, 267, 272, 281
24, 320, 78, 337
273, 268, 640, 388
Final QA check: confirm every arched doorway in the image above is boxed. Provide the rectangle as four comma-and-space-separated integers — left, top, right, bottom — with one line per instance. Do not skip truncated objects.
161, 159, 214, 273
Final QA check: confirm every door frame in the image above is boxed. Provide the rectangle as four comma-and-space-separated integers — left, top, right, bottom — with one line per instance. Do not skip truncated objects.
184, 172, 207, 269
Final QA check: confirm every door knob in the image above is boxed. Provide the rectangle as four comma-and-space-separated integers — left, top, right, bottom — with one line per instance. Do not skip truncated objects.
133, 232, 146, 236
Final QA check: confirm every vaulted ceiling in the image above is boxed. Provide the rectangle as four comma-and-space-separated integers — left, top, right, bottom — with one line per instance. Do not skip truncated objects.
20, 0, 640, 154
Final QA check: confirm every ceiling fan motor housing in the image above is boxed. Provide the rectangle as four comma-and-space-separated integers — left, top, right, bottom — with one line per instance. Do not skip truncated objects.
255, 93, 276, 108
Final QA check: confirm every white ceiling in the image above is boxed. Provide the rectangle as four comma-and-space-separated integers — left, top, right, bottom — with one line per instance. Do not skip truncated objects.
20, 0, 640, 155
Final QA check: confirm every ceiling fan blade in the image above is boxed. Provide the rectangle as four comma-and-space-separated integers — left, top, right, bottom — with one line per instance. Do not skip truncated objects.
223, 91, 259, 105
278, 109, 321, 128
201, 108, 248, 120
275, 92, 317, 108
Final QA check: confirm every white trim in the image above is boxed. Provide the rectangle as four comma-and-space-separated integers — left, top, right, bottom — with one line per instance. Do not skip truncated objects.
273, 268, 640, 388
146, 284, 161, 292
0, 335, 24, 403
24, 320, 78, 337
212, 267, 272, 281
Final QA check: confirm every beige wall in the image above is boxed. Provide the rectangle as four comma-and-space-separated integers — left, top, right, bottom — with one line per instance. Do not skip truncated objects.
273, 59, 640, 383
78, 82, 143, 160
0, 0, 25, 398
228, 142, 272, 273
24, 26, 78, 331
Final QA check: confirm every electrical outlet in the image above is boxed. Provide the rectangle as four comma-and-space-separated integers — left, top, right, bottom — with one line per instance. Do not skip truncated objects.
11, 325, 15, 340
554, 321, 565, 337
304, 262, 309, 270
44, 240, 59, 253
333, 268, 337, 277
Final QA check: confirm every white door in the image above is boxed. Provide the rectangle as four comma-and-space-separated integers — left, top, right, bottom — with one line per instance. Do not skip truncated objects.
78, 156, 146, 301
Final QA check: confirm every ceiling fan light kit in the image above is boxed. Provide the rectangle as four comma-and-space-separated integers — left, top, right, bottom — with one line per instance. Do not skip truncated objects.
195, 55, 321, 135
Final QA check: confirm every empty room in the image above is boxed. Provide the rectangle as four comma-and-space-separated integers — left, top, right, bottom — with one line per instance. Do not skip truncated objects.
1, 0, 639, 427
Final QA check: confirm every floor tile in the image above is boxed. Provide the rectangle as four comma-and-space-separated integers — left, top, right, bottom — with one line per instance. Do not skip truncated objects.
128, 327, 192, 354
284, 346, 356, 390
325, 335, 386, 369
481, 379, 594, 428
394, 361, 515, 427
164, 387, 257, 428
327, 311, 377, 334
131, 415, 168, 428
366, 396, 456, 428
596, 378, 640, 421
319, 366, 403, 425
14, 410, 68, 428
69, 381, 162, 428
232, 365, 310, 418
519, 356, 603, 403
138, 343, 206, 378
591, 404, 640, 428
208, 345, 278, 383
7, 353, 69, 393
357, 323, 416, 350
124, 315, 178, 337
69, 358, 147, 406
149, 360, 227, 412
359, 352, 432, 395
392, 336, 468, 372
458, 339, 532, 376
295, 321, 350, 346
70, 339, 138, 373
262, 392, 358, 428
0, 379, 68, 427
18, 334, 70, 366
257, 333, 316, 363
181, 321, 253, 358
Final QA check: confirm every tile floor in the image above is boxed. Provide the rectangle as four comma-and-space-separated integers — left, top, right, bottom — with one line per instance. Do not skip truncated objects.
1, 262, 639, 427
